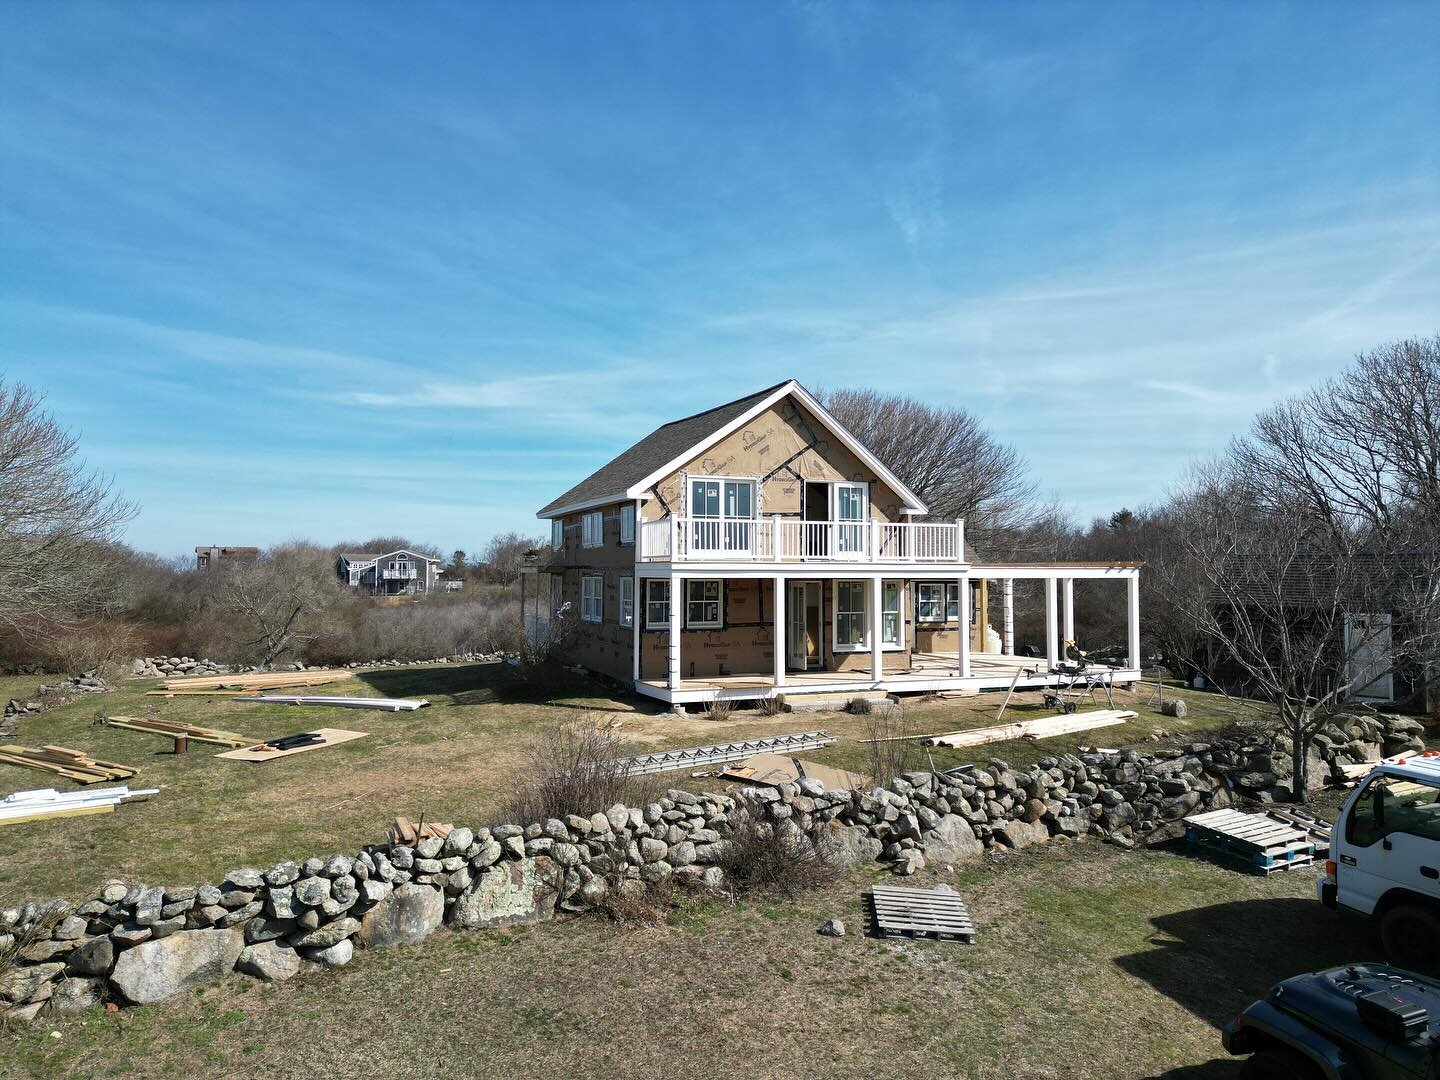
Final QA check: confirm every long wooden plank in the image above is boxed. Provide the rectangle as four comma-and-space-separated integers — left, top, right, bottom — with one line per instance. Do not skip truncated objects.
923, 710, 1137, 749
103, 717, 249, 748
0, 804, 115, 827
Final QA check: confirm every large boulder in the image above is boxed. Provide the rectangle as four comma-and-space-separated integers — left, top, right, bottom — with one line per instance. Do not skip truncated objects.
357, 883, 445, 948
923, 814, 984, 864
449, 856, 559, 931
65, 936, 114, 977
992, 819, 1050, 850
108, 927, 245, 1005
816, 824, 883, 867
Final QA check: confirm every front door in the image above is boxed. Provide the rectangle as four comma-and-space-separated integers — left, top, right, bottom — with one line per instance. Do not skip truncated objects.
787, 581, 822, 670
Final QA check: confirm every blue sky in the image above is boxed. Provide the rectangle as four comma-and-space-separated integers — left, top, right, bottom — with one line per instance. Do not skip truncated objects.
3, 3, 1438, 558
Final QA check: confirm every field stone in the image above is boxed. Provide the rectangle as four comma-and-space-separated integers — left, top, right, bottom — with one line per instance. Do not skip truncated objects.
52, 916, 89, 941
224, 868, 264, 890
46, 976, 101, 1015
470, 840, 502, 869
415, 836, 444, 859
449, 857, 558, 931
993, 819, 1050, 850
1, 962, 64, 1004
244, 916, 295, 944
110, 924, 153, 947
357, 883, 445, 947
818, 918, 845, 937
305, 938, 353, 967
66, 935, 114, 977
923, 815, 984, 864
442, 827, 473, 856
294, 877, 331, 907
108, 927, 245, 1005
237, 941, 302, 982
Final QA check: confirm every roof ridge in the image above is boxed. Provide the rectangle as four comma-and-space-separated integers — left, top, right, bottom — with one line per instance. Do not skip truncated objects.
654, 379, 794, 429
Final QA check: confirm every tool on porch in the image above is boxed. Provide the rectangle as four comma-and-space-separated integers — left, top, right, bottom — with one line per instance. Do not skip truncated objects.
1041, 643, 1119, 713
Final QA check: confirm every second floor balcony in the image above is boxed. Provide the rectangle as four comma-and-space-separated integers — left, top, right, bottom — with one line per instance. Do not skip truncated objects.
381, 568, 419, 580
639, 515, 966, 564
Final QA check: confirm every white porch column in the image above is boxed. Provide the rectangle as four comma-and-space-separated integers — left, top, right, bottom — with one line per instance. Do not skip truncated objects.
773, 575, 786, 688
1044, 576, 1060, 669
1062, 577, 1075, 655
870, 575, 884, 682
1002, 578, 1015, 656
1127, 571, 1142, 672
632, 577, 641, 685
667, 574, 683, 691
957, 576, 971, 678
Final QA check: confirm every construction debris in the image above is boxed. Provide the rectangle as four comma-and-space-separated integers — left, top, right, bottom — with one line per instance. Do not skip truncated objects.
0, 785, 158, 827
388, 815, 453, 845
216, 728, 368, 763
148, 669, 353, 696
234, 695, 429, 712
617, 731, 836, 776
0, 744, 138, 784
1183, 808, 1316, 875
867, 885, 976, 943
102, 715, 250, 748
920, 709, 1137, 749
720, 753, 870, 791
1264, 806, 1332, 855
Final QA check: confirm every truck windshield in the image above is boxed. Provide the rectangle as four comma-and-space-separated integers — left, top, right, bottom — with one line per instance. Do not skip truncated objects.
1348, 776, 1440, 847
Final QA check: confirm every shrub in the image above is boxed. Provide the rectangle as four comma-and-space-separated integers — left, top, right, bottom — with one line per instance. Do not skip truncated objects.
860, 703, 926, 787
712, 810, 841, 899
500, 715, 662, 825
757, 694, 787, 717
703, 697, 733, 722
846, 696, 874, 715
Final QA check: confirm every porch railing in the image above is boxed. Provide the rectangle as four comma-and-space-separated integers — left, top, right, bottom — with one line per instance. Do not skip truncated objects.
639, 516, 965, 563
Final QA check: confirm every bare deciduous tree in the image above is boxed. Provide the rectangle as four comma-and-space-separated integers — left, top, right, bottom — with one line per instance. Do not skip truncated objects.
481, 531, 545, 585
821, 387, 1044, 552
217, 542, 346, 666
0, 379, 136, 636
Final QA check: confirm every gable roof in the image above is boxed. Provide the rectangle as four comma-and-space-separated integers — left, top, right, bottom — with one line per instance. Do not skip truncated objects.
337, 549, 439, 564
536, 379, 928, 518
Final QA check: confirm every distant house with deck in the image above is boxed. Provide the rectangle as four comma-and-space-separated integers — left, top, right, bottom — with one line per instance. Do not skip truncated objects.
335, 549, 443, 596
195, 545, 259, 571
536, 379, 1142, 708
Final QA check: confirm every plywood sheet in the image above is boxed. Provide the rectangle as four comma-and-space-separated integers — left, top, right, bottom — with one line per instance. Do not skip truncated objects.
721, 753, 870, 792
217, 728, 368, 763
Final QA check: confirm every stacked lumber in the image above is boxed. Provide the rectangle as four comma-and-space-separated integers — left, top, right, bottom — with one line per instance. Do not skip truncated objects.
235, 695, 429, 712
0, 744, 138, 784
147, 669, 353, 697
103, 716, 249, 748
388, 815, 452, 845
1, 785, 158, 827
919, 709, 1137, 749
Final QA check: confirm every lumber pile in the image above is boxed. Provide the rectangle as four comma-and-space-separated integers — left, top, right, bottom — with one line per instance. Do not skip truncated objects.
235, 695, 429, 712
921, 709, 1137, 749
0, 744, 138, 784
148, 669, 353, 696
1, 785, 158, 827
103, 715, 250, 748
388, 815, 452, 845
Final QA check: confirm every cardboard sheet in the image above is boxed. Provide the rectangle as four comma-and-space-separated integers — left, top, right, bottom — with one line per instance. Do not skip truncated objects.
217, 728, 368, 762
721, 753, 870, 792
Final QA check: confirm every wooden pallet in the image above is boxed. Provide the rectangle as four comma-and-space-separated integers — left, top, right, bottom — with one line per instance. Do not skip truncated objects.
1264, 807, 1332, 854
867, 885, 976, 943
103, 716, 250, 748
0, 744, 138, 784
1183, 808, 1316, 874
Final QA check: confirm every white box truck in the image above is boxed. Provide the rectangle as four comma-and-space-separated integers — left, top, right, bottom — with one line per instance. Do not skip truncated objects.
1320, 751, 1440, 973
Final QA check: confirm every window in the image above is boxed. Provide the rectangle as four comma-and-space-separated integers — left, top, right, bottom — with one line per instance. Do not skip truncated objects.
917, 582, 962, 623
646, 579, 670, 627
551, 519, 564, 549
549, 573, 564, 615
619, 505, 635, 545
835, 482, 868, 553
690, 479, 755, 553
581, 575, 603, 623
835, 580, 868, 650
619, 576, 634, 627
882, 581, 903, 648
581, 511, 604, 548
686, 579, 722, 628
917, 583, 945, 622
1348, 776, 1440, 847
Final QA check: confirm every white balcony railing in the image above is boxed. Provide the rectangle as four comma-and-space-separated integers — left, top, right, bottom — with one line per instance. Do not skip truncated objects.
639, 516, 965, 563
381, 568, 419, 580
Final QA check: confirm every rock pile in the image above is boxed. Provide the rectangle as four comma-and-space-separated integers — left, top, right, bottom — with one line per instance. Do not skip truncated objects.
130, 654, 507, 678
0, 712, 1423, 1021
2, 672, 111, 736
131, 657, 233, 678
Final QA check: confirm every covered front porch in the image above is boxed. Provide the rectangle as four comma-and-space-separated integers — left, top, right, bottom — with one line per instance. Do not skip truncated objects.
631, 563, 1143, 705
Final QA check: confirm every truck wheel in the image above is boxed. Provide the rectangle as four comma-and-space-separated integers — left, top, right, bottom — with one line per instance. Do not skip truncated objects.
1380, 903, 1440, 974
1239, 1048, 1322, 1080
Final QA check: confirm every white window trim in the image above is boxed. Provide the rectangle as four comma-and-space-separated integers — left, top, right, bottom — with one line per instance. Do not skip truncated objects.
882, 579, 905, 651
916, 581, 962, 624
581, 511, 604, 548
685, 579, 723, 629
832, 480, 870, 520
832, 579, 869, 652
551, 519, 564, 549
619, 505, 636, 546
581, 574, 603, 623
619, 575, 634, 627
645, 579, 670, 628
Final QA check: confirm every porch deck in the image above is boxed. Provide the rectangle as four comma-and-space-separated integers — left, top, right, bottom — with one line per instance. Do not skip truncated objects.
636, 652, 1141, 705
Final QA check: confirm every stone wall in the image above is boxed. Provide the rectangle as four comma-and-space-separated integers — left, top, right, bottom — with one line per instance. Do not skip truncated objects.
0, 711, 1425, 1020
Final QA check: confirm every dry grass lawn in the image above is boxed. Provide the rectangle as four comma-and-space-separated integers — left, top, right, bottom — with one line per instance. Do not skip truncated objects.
0, 663, 1259, 902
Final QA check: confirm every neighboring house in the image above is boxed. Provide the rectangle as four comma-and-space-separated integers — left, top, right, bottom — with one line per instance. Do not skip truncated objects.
536, 379, 1142, 707
335, 549, 443, 596
195, 545, 259, 570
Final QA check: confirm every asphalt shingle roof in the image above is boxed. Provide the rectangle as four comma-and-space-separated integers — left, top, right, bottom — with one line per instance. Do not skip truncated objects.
537, 381, 792, 516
